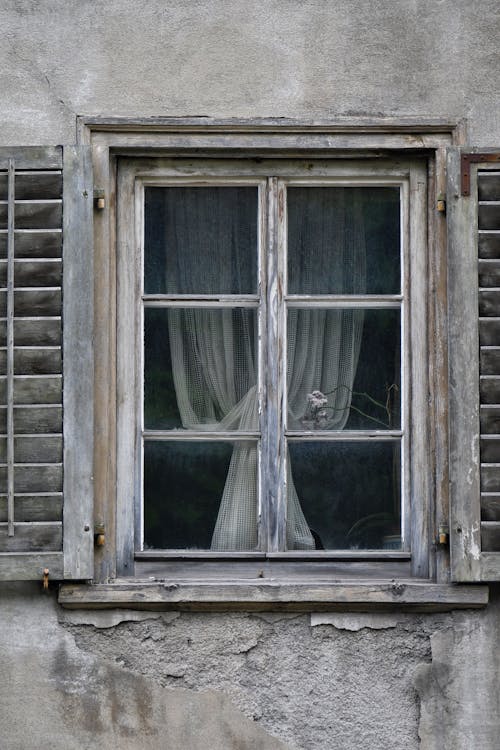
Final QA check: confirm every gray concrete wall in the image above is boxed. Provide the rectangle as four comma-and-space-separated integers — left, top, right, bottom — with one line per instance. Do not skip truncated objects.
1, 1, 500, 748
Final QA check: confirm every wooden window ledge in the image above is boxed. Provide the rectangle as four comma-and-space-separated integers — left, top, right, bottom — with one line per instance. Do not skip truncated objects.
58, 579, 489, 612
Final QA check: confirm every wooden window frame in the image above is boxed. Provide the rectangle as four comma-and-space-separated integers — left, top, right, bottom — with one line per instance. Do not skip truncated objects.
58, 119, 489, 611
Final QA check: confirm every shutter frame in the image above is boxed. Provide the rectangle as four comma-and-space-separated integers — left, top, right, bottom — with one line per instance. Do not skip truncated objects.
62, 145, 94, 580
448, 147, 500, 581
0, 145, 94, 581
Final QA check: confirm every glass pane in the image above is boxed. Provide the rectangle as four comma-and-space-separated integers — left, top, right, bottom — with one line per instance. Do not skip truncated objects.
143, 440, 257, 550
144, 307, 258, 430
287, 187, 400, 295
287, 308, 400, 430
288, 441, 401, 550
144, 186, 258, 294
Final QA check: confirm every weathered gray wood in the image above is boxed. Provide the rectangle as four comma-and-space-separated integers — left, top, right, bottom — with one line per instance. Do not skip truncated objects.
135, 559, 411, 580
0, 551, 63, 580
447, 148, 482, 581
0, 318, 61, 347
478, 202, 500, 230
481, 347, 500, 374
92, 144, 117, 583
480, 376, 500, 403
479, 231, 500, 258
0, 201, 62, 231
0, 147, 62, 171
0, 522, 61, 552
0, 260, 61, 287
408, 162, 430, 576
0, 172, 62, 201
0, 375, 61, 404
481, 521, 500, 551
116, 160, 140, 573
0, 230, 62, 259
480, 405, 500, 433
478, 172, 500, 201
0, 464, 62, 493
62, 145, 94, 580
0, 493, 62, 522
479, 261, 500, 287
481, 493, 500, 521
265, 177, 284, 552
480, 436, 500, 463
0, 289, 62, 317
0, 150, 65, 582
479, 318, 500, 345
58, 580, 489, 612
477, 552, 500, 580
0, 405, 62, 433
0, 348, 61, 376
479, 289, 500, 316
481, 464, 500, 492
7, 160, 14, 537
0, 436, 62, 463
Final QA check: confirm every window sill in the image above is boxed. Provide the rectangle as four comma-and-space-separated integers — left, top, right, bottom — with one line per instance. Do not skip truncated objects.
58, 579, 489, 612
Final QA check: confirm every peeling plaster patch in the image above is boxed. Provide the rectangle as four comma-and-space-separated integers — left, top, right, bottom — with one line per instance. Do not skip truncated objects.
414, 597, 500, 750
310, 612, 406, 631
58, 609, 180, 629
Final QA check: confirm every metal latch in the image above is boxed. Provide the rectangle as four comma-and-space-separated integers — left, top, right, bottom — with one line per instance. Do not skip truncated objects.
94, 524, 105, 547
438, 525, 449, 546
94, 188, 105, 210
436, 193, 446, 213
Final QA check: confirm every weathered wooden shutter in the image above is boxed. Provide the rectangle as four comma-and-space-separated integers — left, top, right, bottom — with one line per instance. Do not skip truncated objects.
448, 147, 500, 581
0, 146, 93, 581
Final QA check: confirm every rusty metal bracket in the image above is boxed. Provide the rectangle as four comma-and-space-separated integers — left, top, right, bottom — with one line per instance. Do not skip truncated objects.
42, 568, 50, 590
461, 153, 500, 196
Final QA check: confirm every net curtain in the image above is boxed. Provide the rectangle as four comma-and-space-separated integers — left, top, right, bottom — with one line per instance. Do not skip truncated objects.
162, 187, 366, 550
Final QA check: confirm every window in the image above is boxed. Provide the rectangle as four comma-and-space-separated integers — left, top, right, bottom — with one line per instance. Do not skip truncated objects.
55, 122, 490, 611
115, 156, 430, 575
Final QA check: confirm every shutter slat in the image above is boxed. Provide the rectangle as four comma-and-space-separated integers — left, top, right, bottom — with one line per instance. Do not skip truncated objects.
480, 406, 500, 434
0, 231, 62, 259
0, 260, 62, 287
0, 319, 61, 347
479, 289, 500, 316
0, 522, 61, 551
0, 494, 63, 522
480, 436, 500, 462
0, 172, 62, 201
481, 493, 500, 521
478, 172, 500, 201
0, 289, 62, 317
0, 436, 62, 463
481, 521, 500, 551
478, 203, 500, 230
479, 318, 500, 345
0, 375, 61, 404
479, 261, 500, 287
480, 376, 500, 403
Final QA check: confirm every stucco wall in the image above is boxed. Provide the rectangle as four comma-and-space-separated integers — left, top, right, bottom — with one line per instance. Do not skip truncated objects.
0, 0, 499, 146
1, 1, 500, 748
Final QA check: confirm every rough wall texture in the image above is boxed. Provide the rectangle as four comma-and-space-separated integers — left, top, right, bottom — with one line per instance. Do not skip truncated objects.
0, 0, 499, 146
3, 584, 500, 749
1, 1, 500, 748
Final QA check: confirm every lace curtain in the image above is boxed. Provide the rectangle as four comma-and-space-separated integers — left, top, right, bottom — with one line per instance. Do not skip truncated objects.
163, 187, 366, 550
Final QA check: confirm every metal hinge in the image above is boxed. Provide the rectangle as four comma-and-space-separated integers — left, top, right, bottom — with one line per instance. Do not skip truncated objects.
461, 153, 500, 196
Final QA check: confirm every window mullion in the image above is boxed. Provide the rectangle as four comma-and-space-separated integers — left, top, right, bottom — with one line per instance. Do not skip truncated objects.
262, 177, 286, 552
